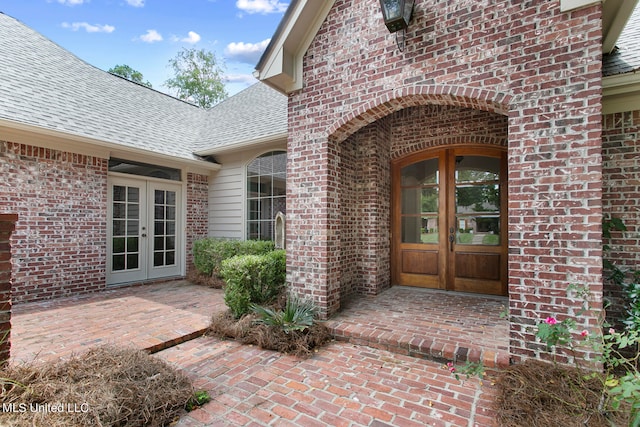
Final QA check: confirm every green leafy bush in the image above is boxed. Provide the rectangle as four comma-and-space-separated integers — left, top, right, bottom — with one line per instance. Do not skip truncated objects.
220, 250, 286, 318
192, 238, 274, 277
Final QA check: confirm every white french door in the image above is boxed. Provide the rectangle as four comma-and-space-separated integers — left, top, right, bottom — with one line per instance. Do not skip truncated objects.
107, 177, 182, 284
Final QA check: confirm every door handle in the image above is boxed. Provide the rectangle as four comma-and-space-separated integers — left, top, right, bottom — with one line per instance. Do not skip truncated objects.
449, 233, 454, 252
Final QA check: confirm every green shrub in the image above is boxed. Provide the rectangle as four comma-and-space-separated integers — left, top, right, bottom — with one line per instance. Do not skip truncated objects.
192, 238, 275, 277
221, 250, 286, 318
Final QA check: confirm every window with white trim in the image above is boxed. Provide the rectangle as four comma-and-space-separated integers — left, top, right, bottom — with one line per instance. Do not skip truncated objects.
246, 151, 286, 240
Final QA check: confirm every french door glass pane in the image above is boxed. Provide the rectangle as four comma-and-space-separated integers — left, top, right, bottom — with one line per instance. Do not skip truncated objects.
401, 216, 438, 244
455, 156, 500, 246
127, 187, 139, 203
401, 158, 438, 185
152, 189, 177, 267
112, 185, 140, 271
400, 158, 439, 244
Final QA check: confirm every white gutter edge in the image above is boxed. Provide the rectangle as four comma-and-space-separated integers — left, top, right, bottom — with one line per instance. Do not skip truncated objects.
0, 118, 221, 172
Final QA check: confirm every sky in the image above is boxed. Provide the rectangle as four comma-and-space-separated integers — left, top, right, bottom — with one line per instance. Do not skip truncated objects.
0, 0, 289, 97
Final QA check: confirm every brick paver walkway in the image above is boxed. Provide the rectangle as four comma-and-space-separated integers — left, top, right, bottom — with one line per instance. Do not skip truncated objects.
10, 282, 505, 426
159, 337, 498, 427
11, 280, 226, 363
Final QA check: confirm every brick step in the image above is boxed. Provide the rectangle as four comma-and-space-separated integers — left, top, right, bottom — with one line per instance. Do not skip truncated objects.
144, 328, 209, 355
326, 322, 511, 369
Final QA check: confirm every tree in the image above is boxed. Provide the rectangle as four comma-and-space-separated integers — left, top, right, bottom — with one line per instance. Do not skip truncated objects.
108, 64, 152, 88
165, 48, 227, 108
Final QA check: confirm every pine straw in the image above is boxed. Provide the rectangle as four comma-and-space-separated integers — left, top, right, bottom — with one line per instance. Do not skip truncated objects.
494, 360, 630, 427
209, 310, 333, 358
186, 269, 225, 288
0, 345, 194, 427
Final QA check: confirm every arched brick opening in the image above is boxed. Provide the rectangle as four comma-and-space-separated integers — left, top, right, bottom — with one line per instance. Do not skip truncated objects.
327, 85, 512, 145
324, 91, 509, 311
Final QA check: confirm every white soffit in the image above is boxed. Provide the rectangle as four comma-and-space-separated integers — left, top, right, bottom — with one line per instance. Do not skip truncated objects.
254, 0, 335, 94
560, 0, 601, 12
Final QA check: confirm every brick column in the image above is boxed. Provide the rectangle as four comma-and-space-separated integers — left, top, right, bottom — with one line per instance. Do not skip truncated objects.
0, 214, 17, 364
286, 134, 341, 319
186, 172, 210, 274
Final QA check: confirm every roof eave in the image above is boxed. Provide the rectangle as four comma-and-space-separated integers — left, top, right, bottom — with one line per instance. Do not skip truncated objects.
602, 71, 640, 114
0, 118, 221, 173
195, 132, 288, 156
253, 0, 336, 95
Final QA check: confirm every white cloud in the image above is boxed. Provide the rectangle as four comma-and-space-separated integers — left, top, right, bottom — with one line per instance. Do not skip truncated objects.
61, 22, 115, 33
236, 0, 288, 14
55, 0, 87, 5
172, 31, 201, 44
225, 39, 270, 64
139, 29, 163, 43
126, 0, 144, 6
224, 73, 258, 85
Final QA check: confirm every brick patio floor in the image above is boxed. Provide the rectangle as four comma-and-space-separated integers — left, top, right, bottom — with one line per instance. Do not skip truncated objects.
11, 280, 226, 363
10, 282, 507, 426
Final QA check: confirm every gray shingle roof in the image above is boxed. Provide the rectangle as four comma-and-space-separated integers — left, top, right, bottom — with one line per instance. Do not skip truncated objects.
603, 4, 640, 77
0, 13, 287, 162
195, 82, 288, 154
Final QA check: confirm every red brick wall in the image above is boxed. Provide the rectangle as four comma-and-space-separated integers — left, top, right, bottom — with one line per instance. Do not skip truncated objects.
0, 214, 17, 364
186, 172, 209, 272
287, 0, 603, 362
602, 110, 640, 321
0, 141, 108, 302
0, 141, 210, 302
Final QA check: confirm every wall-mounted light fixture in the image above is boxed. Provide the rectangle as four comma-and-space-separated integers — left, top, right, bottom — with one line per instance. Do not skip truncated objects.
379, 0, 415, 51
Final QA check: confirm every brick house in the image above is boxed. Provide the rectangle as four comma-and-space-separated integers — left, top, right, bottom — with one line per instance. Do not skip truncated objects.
254, 0, 640, 362
1, 0, 639, 364
0, 12, 286, 302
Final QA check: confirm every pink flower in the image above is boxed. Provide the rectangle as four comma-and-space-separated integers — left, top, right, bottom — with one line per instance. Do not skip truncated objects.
545, 317, 557, 325
609, 328, 615, 335
446, 362, 456, 373
580, 330, 588, 337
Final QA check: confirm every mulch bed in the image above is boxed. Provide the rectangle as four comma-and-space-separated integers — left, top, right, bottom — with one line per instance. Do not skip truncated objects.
186, 270, 225, 288
494, 359, 630, 427
0, 345, 195, 427
209, 310, 333, 358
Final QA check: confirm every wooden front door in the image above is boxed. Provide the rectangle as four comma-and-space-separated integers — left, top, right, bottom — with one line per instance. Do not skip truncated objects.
392, 147, 507, 295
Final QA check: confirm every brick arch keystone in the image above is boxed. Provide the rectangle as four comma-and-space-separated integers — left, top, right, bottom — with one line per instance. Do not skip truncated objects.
327, 85, 512, 144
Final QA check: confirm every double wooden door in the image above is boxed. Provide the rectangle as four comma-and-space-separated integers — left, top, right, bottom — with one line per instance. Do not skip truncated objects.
392, 147, 507, 295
